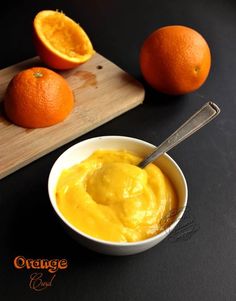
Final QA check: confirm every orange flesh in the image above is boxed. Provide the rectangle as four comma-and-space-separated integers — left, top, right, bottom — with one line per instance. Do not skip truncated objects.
35, 11, 93, 61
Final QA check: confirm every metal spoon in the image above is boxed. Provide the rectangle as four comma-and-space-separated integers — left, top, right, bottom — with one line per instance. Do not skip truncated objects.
138, 101, 221, 169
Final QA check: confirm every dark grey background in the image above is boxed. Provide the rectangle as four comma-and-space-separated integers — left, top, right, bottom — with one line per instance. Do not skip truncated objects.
0, 0, 235, 300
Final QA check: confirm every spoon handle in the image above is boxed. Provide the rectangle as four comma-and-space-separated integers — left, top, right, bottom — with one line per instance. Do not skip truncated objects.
138, 101, 221, 168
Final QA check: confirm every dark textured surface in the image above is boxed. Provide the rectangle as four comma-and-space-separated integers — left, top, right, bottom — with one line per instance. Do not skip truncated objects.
0, 0, 235, 300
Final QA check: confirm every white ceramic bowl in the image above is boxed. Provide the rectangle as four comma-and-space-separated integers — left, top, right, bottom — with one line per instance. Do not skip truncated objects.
48, 136, 188, 255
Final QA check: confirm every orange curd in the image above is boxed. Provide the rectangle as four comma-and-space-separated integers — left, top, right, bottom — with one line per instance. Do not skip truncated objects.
55, 150, 178, 242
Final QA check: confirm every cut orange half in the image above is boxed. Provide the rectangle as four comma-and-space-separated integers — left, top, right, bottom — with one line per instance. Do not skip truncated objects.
33, 10, 95, 70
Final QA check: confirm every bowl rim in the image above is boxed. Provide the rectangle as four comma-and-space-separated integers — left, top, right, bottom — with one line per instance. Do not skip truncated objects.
48, 135, 188, 247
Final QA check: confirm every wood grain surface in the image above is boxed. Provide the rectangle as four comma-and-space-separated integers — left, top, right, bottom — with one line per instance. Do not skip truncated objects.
0, 53, 144, 179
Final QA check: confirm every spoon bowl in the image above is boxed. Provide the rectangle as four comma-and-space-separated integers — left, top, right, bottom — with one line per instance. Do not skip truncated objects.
48, 136, 188, 255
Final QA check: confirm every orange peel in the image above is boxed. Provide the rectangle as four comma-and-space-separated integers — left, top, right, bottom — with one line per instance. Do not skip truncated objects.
33, 10, 95, 70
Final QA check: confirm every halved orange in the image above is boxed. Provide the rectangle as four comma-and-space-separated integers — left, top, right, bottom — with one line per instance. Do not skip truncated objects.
33, 10, 95, 70
4, 67, 74, 128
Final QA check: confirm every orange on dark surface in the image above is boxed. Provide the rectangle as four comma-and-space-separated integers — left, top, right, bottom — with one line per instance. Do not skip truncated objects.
140, 25, 211, 95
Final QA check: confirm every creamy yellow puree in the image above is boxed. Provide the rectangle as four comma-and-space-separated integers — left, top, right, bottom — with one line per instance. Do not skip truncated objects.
56, 150, 178, 242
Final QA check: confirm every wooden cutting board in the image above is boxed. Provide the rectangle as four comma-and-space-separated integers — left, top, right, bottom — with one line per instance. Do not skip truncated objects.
0, 53, 144, 179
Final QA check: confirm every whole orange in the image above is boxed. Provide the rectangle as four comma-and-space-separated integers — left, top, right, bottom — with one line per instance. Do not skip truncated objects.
33, 10, 94, 70
4, 67, 74, 128
140, 25, 211, 95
